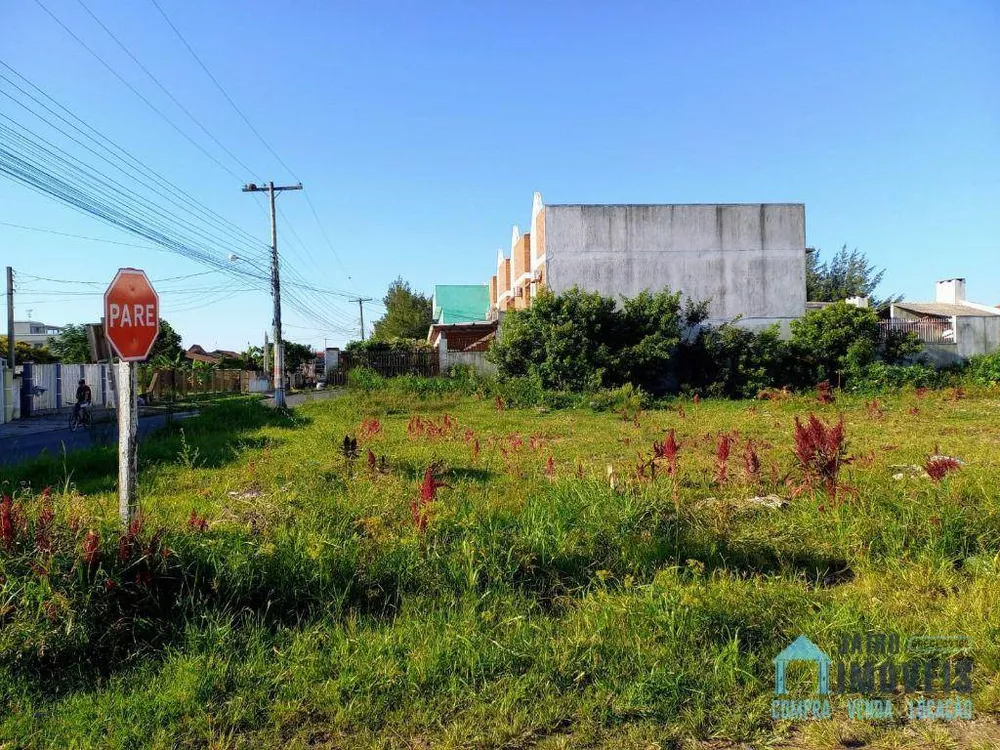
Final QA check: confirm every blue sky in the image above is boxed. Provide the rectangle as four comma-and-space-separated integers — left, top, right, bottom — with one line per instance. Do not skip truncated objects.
2, 0, 998, 351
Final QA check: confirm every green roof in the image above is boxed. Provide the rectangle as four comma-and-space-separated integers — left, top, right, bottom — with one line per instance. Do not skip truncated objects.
433, 285, 490, 324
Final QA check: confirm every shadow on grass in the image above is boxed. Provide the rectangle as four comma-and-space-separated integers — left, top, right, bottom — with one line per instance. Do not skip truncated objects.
505, 517, 854, 610
0, 399, 311, 495
385, 458, 496, 484
679, 533, 855, 587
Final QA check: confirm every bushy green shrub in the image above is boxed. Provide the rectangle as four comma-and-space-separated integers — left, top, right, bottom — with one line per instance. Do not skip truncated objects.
678, 323, 800, 398
790, 303, 878, 381
618, 292, 709, 393
346, 366, 387, 392
586, 383, 649, 413
489, 288, 622, 391
789, 302, 921, 385
844, 361, 949, 394
488, 287, 706, 395
966, 351, 1000, 386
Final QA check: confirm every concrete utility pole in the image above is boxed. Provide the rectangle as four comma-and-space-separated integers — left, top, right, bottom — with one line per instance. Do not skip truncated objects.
242, 181, 302, 408
118, 360, 138, 526
263, 331, 270, 373
6, 266, 14, 368
354, 297, 373, 341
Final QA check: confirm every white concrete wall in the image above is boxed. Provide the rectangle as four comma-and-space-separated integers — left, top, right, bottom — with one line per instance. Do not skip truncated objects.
956, 317, 1000, 359
442, 350, 496, 376
28, 363, 112, 413
543, 204, 806, 327
0, 365, 10, 424
246, 376, 270, 394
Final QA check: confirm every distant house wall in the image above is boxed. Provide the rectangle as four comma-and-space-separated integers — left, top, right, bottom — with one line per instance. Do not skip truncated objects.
497, 258, 512, 311
543, 203, 806, 328
532, 211, 545, 267
13, 321, 62, 348
512, 234, 531, 283
893, 308, 924, 323
441, 350, 496, 375
956, 316, 1000, 359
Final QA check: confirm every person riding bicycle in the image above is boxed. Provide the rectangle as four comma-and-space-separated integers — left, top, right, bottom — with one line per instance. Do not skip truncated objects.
73, 378, 92, 421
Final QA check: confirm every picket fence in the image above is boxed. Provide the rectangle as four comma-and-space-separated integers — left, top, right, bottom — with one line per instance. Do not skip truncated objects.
4, 364, 269, 418
21, 363, 113, 414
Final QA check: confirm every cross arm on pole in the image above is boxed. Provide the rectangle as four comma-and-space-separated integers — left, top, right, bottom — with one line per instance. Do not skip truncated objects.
242, 183, 303, 193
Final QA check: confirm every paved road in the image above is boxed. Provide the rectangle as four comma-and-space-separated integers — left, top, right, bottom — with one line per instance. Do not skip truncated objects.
0, 390, 337, 468
0, 412, 195, 467
264, 388, 342, 408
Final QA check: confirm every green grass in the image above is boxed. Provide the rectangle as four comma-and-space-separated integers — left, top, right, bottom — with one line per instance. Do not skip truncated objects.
1, 387, 999, 748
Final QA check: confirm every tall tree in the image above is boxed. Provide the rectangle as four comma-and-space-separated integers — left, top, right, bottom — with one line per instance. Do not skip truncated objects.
807, 245, 895, 307
0, 336, 58, 363
370, 277, 433, 341
149, 319, 183, 362
282, 340, 316, 372
240, 345, 264, 371
52, 318, 183, 363
49, 324, 91, 362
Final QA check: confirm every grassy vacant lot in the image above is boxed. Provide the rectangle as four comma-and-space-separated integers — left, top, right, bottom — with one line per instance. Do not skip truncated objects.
1, 384, 999, 749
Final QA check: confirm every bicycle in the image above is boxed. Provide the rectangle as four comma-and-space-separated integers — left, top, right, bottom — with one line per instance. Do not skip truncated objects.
68, 404, 92, 432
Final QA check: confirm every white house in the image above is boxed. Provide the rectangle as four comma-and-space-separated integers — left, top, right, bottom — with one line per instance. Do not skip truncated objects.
13, 320, 62, 348
887, 279, 1000, 364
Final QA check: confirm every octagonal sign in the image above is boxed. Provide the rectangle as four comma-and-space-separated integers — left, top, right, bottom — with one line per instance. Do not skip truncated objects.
104, 268, 160, 361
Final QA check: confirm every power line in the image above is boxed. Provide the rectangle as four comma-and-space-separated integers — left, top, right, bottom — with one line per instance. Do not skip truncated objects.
0, 120, 268, 287
8, 8, 357, 341
148, 0, 295, 177
0, 63, 272, 263
74, 0, 257, 178
0, 220, 157, 250
148, 0, 352, 277
18, 270, 219, 285
32, 0, 247, 183
0, 113, 269, 275
13, 284, 256, 298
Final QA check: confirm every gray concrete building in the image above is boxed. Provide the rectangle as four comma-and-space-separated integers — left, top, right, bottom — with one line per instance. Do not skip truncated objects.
489, 194, 807, 332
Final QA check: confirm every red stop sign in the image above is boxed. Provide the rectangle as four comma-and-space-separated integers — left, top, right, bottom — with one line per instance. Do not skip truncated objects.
104, 268, 160, 361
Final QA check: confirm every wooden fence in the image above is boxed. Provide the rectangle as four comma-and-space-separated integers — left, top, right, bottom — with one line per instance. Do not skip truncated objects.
139, 367, 260, 400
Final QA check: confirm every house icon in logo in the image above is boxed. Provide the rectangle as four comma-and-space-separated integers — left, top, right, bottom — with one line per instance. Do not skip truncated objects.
774, 635, 831, 695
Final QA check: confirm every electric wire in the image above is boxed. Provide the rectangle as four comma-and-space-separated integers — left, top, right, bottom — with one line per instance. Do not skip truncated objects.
148, 0, 352, 277
74, 0, 257, 178
0, 63, 273, 262
32, 0, 247, 182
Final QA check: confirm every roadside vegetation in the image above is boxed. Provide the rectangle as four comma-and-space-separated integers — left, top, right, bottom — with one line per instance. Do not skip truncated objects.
2, 372, 999, 747
489, 288, 930, 398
